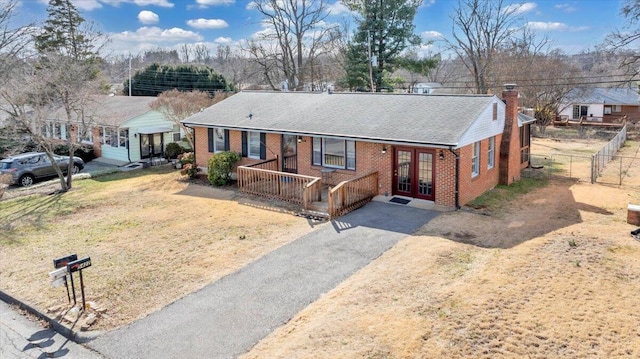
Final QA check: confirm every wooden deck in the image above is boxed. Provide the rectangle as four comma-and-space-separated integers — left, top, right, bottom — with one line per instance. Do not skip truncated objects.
237, 160, 378, 219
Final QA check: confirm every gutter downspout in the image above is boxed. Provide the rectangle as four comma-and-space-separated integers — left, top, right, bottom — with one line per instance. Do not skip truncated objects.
448, 148, 460, 210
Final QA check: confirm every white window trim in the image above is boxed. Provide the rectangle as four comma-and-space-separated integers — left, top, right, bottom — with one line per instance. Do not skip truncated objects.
472, 141, 480, 177
488, 137, 495, 169
312, 137, 356, 170
213, 128, 225, 153
248, 131, 261, 159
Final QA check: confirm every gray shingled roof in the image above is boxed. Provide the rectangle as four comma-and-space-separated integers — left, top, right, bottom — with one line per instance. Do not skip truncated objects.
50, 96, 157, 126
564, 87, 640, 105
518, 112, 536, 126
183, 91, 497, 146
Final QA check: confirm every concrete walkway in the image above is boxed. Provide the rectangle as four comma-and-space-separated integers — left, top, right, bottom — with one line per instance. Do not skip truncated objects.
88, 201, 438, 359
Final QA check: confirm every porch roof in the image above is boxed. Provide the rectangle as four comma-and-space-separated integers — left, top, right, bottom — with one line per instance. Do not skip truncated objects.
183, 91, 498, 147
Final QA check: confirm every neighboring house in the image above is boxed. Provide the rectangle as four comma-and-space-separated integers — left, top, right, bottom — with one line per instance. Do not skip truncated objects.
412, 82, 443, 94
558, 87, 640, 124
183, 85, 533, 209
45, 96, 186, 163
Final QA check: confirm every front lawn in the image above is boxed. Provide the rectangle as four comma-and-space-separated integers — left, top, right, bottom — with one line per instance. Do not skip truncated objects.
0, 167, 313, 330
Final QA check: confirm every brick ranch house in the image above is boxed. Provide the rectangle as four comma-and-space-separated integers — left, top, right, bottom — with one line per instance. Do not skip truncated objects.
183, 85, 534, 210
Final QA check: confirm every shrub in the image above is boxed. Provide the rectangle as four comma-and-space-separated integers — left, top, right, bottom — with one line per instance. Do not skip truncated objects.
52, 144, 95, 163
207, 151, 241, 186
165, 142, 185, 159
177, 152, 200, 178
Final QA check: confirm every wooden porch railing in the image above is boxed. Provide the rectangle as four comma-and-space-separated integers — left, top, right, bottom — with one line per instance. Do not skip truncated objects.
244, 158, 279, 171
328, 172, 378, 218
237, 163, 321, 207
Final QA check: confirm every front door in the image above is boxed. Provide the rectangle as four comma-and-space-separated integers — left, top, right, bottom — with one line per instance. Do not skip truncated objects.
282, 134, 298, 173
140, 133, 164, 159
393, 147, 435, 201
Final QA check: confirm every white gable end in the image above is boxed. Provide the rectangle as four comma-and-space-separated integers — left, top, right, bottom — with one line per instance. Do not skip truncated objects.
456, 97, 505, 148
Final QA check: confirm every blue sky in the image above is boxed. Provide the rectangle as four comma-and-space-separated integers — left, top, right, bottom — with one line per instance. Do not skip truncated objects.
15, 0, 627, 57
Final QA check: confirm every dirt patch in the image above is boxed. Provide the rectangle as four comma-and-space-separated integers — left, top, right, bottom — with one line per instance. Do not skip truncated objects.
241, 138, 640, 358
0, 168, 316, 331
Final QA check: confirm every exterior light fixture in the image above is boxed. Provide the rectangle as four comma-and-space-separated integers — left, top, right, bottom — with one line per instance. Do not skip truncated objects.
439, 150, 445, 160
297, 136, 304, 143
382, 145, 387, 154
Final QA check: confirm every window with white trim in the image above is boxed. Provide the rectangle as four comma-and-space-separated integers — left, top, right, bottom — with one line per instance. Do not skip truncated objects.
613, 105, 622, 112
172, 125, 181, 142
213, 128, 225, 152
248, 131, 261, 159
78, 126, 93, 144
488, 137, 495, 169
312, 137, 356, 170
472, 141, 480, 177
99, 126, 126, 148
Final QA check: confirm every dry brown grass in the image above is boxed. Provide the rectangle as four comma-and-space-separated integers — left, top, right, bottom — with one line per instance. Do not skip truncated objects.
242, 139, 640, 358
0, 167, 314, 330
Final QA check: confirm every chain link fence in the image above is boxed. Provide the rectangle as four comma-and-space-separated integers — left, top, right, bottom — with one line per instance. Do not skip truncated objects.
524, 124, 640, 188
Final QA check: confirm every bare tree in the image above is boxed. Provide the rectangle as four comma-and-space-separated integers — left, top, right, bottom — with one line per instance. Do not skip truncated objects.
446, 0, 521, 94
250, 0, 335, 90
193, 44, 210, 64
180, 43, 192, 63
606, 0, 640, 80
150, 89, 229, 150
0, 55, 105, 191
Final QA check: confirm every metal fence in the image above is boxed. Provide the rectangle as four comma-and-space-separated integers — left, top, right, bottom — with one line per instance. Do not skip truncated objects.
524, 124, 639, 187
523, 153, 593, 182
593, 124, 627, 178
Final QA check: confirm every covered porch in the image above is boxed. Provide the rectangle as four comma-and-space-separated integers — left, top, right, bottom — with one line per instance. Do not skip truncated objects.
237, 158, 378, 219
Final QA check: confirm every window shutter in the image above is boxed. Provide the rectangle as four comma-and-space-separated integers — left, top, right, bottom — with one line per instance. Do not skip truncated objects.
241, 131, 248, 157
224, 129, 230, 151
260, 133, 266, 160
207, 128, 214, 152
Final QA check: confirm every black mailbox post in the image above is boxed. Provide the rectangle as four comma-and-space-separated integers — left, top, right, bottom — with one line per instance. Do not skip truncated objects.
66, 257, 92, 310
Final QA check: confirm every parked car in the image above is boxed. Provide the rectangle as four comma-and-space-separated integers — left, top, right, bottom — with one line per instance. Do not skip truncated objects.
0, 152, 85, 187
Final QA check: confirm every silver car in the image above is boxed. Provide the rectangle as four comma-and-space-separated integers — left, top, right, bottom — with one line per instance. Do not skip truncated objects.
0, 152, 85, 187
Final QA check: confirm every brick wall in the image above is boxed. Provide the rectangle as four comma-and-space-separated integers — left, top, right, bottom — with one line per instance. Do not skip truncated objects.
296, 137, 392, 193
192, 128, 502, 208
457, 135, 501, 206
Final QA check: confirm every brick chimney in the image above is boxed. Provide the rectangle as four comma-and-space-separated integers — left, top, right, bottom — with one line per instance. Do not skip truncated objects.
499, 84, 521, 185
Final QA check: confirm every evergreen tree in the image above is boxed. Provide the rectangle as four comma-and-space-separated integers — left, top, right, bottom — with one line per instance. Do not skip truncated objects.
34, 0, 95, 61
125, 64, 233, 97
343, 0, 423, 91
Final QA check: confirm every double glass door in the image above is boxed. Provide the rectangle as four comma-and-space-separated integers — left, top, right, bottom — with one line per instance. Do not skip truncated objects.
393, 148, 435, 201
141, 133, 163, 159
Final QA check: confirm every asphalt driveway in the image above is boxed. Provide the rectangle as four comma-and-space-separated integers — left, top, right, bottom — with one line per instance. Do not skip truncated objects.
88, 201, 438, 359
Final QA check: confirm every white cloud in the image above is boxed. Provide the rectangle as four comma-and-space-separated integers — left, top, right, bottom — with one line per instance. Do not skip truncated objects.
112, 26, 203, 43
187, 18, 229, 29
504, 2, 537, 15
214, 36, 232, 44
138, 10, 159, 24
326, 1, 351, 15
421, 31, 443, 39
245, 1, 257, 10
555, 3, 577, 13
526, 21, 568, 31
100, 0, 174, 8
196, 0, 235, 6
72, 0, 103, 10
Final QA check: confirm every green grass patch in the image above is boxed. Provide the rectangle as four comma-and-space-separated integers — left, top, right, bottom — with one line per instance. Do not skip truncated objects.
466, 177, 548, 212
